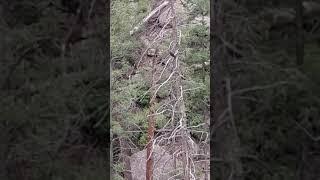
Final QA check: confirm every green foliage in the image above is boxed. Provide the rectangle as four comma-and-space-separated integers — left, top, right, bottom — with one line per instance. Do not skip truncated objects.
110, 0, 156, 176
184, 25, 208, 48
155, 113, 167, 129
112, 121, 124, 135
111, 0, 209, 178
186, 49, 208, 63
138, 133, 148, 146
186, 0, 209, 16
179, 22, 210, 141
111, 0, 149, 65
113, 163, 125, 175
136, 86, 151, 108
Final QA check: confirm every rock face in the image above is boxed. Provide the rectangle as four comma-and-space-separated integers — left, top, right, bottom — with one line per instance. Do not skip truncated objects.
157, 0, 188, 28
130, 138, 204, 180
158, 8, 171, 28
130, 145, 174, 180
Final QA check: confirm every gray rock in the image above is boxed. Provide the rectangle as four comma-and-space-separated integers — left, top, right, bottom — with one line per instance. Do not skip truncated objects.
130, 145, 175, 180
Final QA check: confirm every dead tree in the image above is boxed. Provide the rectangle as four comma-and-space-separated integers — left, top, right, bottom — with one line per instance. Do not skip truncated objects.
130, 0, 198, 179
168, 0, 191, 179
146, 48, 158, 180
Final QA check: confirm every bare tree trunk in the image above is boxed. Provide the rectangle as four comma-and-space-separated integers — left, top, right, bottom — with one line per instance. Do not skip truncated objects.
146, 49, 158, 180
168, 0, 191, 179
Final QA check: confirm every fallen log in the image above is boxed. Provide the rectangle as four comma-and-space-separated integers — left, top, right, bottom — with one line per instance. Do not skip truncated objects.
130, 1, 169, 35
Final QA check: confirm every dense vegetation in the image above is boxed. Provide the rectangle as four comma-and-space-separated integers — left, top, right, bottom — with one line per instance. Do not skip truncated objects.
0, 0, 108, 179
111, 0, 209, 179
212, 0, 320, 179
1, 0, 319, 179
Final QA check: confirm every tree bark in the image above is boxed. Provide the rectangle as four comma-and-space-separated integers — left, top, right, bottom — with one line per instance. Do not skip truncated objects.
146, 49, 158, 180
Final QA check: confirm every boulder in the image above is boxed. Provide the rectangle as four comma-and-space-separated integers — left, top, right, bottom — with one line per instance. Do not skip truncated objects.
130, 145, 175, 180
